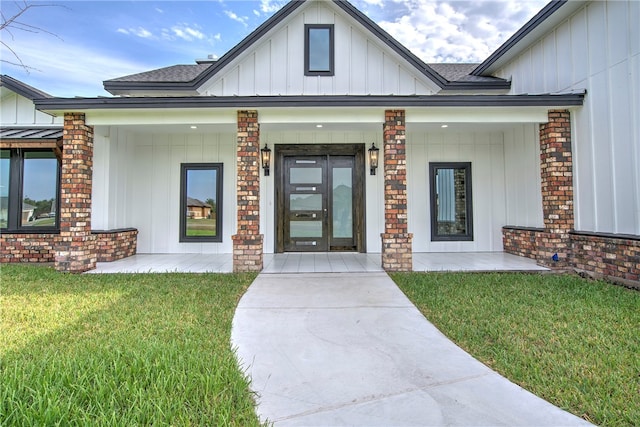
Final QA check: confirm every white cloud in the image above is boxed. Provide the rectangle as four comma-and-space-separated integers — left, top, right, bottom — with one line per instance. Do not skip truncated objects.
357, 0, 547, 63
117, 27, 153, 39
258, 0, 286, 14
224, 10, 248, 27
170, 24, 206, 41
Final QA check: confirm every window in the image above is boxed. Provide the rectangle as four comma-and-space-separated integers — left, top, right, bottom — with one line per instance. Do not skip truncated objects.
0, 149, 60, 231
305, 24, 334, 76
179, 163, 223, 242
429, 162, 473, 241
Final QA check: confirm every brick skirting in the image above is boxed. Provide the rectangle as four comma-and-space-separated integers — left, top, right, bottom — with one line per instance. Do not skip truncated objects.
503, 226, 640, 284
0, 233, 60, 263
93, 228, 138, 262
571, 231, 639, 283
1, 228, 138, 265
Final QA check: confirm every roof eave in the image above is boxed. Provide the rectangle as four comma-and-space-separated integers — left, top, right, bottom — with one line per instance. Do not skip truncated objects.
0, 74, 52, 99
35, 93, 586, 112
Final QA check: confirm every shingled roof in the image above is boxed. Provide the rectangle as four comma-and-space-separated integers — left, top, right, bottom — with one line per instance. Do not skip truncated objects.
106, 64, 213, 84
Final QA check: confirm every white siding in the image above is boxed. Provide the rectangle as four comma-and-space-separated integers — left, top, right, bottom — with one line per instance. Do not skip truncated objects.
92, 127, 236, 254
0, 91, 60, 125
199, 1, 439, 96
496, 0, 640, 235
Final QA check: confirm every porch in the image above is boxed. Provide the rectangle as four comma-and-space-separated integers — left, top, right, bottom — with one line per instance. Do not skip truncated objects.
86, 252, 549, 274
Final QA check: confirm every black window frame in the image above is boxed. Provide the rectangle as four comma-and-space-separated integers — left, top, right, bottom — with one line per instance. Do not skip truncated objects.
429, 162, 473, 242
304, 24, 335, 76
0, 148, 61, 233
179, 163, 223, 243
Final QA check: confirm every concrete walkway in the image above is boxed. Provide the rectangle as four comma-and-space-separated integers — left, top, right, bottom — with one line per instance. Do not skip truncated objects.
231, 273, 592, 426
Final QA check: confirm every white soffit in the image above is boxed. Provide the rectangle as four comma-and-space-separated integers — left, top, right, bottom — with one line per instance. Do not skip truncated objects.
407, 107, 549, 123
84, 109, 237, 126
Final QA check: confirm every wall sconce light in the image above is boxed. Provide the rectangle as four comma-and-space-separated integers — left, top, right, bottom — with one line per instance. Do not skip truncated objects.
368, 142, 379, 175
261, 144, 272, 176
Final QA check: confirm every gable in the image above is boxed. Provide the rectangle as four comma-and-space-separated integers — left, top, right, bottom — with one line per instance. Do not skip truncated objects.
198, 0, 443, 97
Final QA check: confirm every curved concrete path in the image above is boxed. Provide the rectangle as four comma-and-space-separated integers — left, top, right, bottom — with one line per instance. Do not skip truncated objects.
232, 273, 592, 426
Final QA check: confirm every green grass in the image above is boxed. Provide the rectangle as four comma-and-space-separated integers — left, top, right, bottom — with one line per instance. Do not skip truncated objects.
186, 218, 217, 237
0, 264, 263, 426
391, 272, 640, 427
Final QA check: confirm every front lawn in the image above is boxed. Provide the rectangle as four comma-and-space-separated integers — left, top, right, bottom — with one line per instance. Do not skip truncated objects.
0, 265, 262, 426
392, 272, 639, 427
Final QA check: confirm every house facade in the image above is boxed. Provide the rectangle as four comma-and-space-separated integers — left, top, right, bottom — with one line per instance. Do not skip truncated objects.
1, 0, 638, 283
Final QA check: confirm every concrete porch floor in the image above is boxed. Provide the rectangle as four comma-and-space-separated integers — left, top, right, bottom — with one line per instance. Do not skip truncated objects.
86, 252, 549, 274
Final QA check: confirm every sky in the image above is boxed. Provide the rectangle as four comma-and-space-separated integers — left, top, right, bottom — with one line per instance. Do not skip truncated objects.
0, 0, 547, 97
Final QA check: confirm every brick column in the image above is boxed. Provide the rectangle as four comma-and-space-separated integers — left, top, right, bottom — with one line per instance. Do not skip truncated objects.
232, 110, 263, 272
55, 113, 97, 273
536, 109, 574, 268
381, 110, 413, 271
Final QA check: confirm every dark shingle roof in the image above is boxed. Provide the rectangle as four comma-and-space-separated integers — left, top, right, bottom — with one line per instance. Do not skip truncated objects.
107, 64, 212, 84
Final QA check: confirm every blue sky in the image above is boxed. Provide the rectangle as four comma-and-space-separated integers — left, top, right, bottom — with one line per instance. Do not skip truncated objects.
1, 0, 547, 97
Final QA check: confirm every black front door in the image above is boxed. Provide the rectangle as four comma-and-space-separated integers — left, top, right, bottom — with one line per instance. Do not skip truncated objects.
276, 144, 365, 253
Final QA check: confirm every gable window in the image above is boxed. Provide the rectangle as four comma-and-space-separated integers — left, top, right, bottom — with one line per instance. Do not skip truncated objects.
0, 148, 60, 231
429, 162, 473, 241
179, 163, 223, 242
305, 24, 334, 76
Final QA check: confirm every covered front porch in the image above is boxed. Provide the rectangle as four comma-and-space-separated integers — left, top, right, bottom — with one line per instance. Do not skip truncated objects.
86, 252, 548, 274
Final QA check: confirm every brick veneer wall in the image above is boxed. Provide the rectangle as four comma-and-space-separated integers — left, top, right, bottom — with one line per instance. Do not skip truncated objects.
571, 232, 640, 284
1, 229, 138, 264
93, 229, 138, 262
54, 113, 97, 273
0, 233, 60, 263
502, 226, 542, 260
537, 109, 574, 267
232, 110, 263, 272
381, 109, 413, 271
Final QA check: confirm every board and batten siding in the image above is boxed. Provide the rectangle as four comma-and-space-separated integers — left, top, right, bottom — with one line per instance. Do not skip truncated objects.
199, 1, 438, 97
495, 0, 640, 235
0, 91, 61, 125
92, 126, 236, 254
406, 125, 542, 252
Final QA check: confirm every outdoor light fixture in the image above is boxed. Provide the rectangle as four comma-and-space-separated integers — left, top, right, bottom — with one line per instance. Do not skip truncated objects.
261, 144, 272, 176
368, 142, 379, 175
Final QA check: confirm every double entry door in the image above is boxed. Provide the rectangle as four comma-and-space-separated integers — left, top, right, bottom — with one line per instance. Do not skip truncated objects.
276, 144, 365, 252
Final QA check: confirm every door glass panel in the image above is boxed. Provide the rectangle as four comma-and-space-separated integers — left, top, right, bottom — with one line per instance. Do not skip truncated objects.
22, 151, 58, 227
290, 167, 322, 184
290, 194, 321, 211
290, 221, 322, 237
332, 167, 352, 238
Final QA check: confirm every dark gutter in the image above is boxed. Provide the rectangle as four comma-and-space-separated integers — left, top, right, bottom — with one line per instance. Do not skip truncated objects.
35, 93, 585, 110
103, 1, 306, 94
472, 0, 568, 76
0, 74, 52, 99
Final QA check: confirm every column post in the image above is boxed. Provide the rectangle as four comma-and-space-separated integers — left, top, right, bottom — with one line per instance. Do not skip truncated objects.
232, 110, 264, 272
55, 112, 97, 273
381, 109, 413, 271
536, 109, 574, 268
